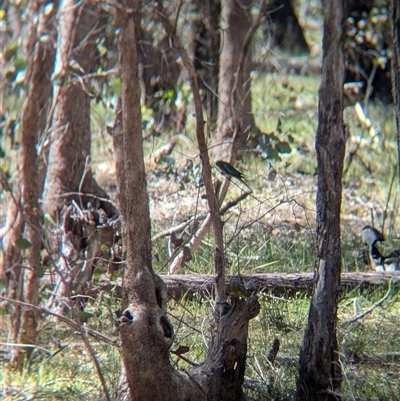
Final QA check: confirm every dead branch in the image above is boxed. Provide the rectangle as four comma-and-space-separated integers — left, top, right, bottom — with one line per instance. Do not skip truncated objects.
342, 279, 393, 325
0, 296, 119, 347
91, 272, 400, 300
156, 0, 226, 306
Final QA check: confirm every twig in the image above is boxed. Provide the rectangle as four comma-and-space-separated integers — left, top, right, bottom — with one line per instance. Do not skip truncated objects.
156, 0, 226, 305
363, 61, 378, 107
0, 342, 52, 354
0, 296, 120, 348
381, 165, 397, 234
78, 156, 91, 209
52, 191, 119, 209
47, 251, 113, 401
152, 213, 207, 242
342, 279, 393, 325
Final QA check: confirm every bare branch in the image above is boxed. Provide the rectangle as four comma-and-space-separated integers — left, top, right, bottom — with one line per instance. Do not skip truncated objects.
156, 0, 226, 306
342, 279, 393, 325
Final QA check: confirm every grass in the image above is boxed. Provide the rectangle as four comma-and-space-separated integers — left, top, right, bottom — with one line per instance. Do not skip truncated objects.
4, 284, 398, 400
2, 66, 400, 401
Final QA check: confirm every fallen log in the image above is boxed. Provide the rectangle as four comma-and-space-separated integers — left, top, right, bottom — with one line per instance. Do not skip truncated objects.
90, 272, 400, 300
162, 272, 400, 299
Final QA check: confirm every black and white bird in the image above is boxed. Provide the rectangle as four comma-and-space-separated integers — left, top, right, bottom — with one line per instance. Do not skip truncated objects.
361, 226, 400, 271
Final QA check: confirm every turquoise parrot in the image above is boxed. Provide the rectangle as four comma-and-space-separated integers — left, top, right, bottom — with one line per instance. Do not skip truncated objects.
215, 160, 251, 191
229, 281, 249, 298
215, 160, 246, 183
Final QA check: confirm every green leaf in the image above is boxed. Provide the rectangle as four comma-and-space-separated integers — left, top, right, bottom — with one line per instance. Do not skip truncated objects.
163, 89, 174, 100
111, 78, 121, 95
78, 311, 94, 323
36, 266, 45, 278
12, 57, 26, 71
2, 179, 12, 192
16, 238, 32, 250
276, 141, 292, 154
44, 213, 57, 227
4, 42, 18, 61
100, 243, 109, 252
266, 147, 281, 161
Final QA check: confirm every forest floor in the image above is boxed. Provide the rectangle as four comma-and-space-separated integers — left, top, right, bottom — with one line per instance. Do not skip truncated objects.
2, 70, 400, 400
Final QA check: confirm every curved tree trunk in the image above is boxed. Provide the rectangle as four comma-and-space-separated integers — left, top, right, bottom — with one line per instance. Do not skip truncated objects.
115, 2, 260, 400
3, 1, 57, 368
296, 1, 346, 399
114, 2, 201, 399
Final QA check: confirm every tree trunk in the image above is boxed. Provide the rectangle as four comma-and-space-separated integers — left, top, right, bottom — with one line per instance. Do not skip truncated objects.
114, 2, 260, 399
114, 2, 203, 399
42, 0, 107, 218
216, 0, 254, 158
392, 0, 400, 178
3, 1, 57, 368
296, 1, 346, 400
187, 0, 221, 129
42, 0, 116, 313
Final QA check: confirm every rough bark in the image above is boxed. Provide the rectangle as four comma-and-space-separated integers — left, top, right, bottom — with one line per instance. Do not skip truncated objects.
41, 0, 116, 312
3, 1, 57, 368
392, 0, 400, 180
162, 272, 399, 300
42, 0, 108, 218
187, 0, 221, 129
2, 182, 24, 367
216, 0, 255, 158
114, 3, 260, 400
91, 272, 400, 301
114, 2, 199, 399
296, 1, 346, 400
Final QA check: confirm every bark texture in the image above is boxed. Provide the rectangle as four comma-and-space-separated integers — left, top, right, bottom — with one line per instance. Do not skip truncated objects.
42, 0, 107, 217
41, 0, 116, 312
392, 0, 400, 178
4, 1, 57, 368
114, 3, 260, 399
296, 1, 346, 399
216, 0, 254, 157
92, 272, 400, 301
114, 2, 201, 399
161, 272, 399, 300
187, 0, 221, 128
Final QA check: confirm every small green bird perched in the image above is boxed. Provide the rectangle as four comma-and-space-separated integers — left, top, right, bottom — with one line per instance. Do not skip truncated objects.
215, 160, 251, 191
229, 281, 249, 298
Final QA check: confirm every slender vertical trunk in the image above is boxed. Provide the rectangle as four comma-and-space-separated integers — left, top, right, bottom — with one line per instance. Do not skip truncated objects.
42, 1, 112, 312
216, 0, 254, 158
5, 1, 56, 368
392, 0, 400, 183
296, 0, 345, 399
